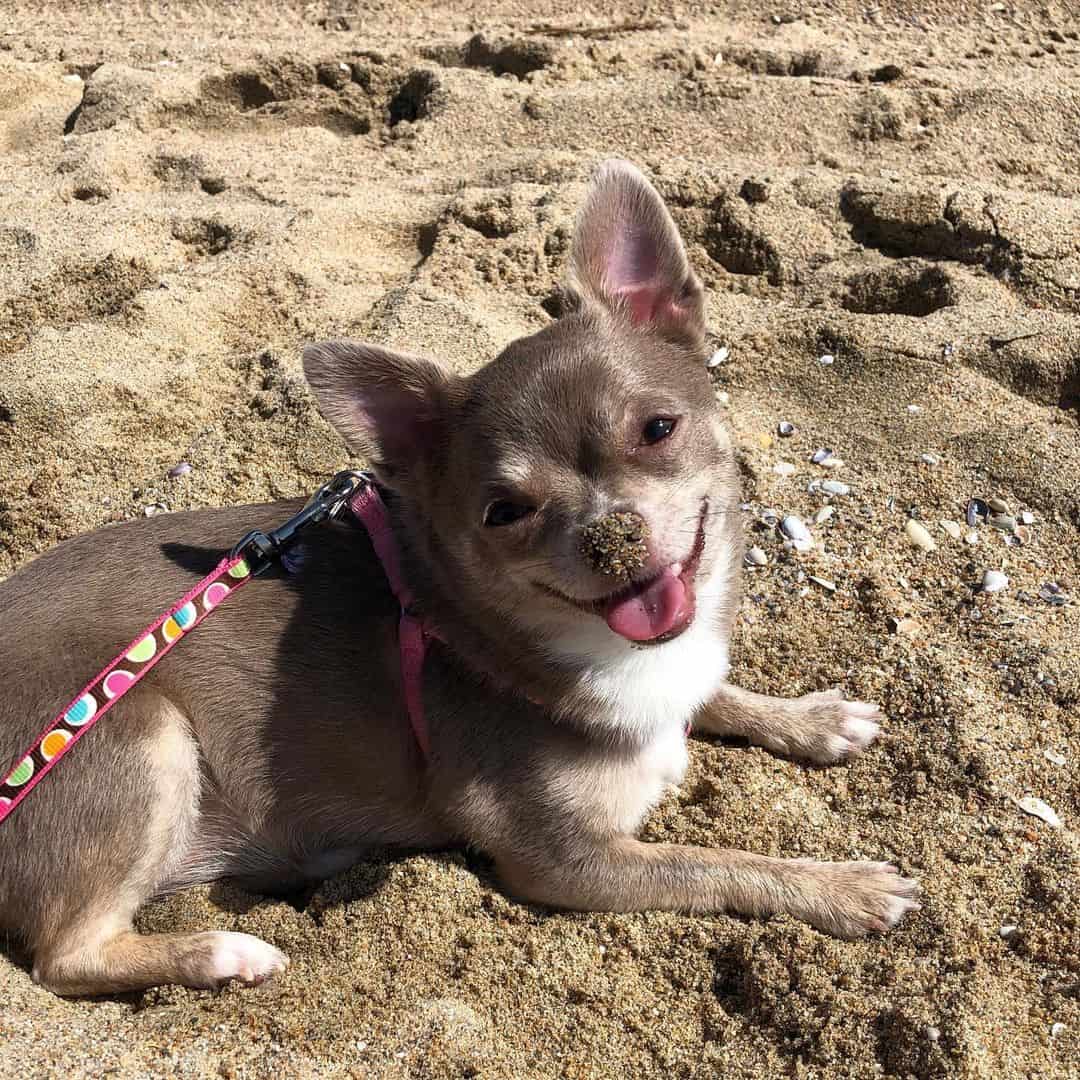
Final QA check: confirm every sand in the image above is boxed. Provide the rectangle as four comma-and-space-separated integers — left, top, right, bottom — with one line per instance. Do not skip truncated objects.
1, 1, 1078, 1076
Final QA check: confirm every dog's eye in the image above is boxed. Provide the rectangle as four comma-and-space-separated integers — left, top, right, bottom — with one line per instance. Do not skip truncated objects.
483, 500, 535, 528
642, 417, 677, 445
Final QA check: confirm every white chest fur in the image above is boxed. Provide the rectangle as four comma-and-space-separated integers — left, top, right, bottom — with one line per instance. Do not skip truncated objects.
604, 719, 691, 835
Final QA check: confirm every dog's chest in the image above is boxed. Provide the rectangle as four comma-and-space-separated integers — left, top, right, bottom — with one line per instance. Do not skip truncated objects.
604, 720, 690, 835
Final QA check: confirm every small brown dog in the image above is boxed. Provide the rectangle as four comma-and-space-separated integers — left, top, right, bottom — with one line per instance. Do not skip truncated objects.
0, 160, 917, 995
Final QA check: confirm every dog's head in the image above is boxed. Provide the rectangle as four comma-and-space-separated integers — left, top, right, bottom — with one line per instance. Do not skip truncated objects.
305, 160, 739, 659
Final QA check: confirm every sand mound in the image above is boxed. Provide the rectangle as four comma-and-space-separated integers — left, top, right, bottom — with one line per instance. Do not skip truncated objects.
0, 3, 1077, 1077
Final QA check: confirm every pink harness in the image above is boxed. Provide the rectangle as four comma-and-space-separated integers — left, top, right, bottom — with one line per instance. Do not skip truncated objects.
347, 482, 435, 758
0, 473, 432, 825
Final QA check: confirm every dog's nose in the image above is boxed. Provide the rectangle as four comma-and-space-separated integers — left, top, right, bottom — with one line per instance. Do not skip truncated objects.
579, 511, 650, 577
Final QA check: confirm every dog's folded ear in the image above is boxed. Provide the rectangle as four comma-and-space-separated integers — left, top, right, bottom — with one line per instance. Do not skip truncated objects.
567, 158, 705, 347
302, 339, 455, 486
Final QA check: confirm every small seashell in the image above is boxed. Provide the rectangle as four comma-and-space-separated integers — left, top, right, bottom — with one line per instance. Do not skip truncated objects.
940, 520, 962, 540
780, 515, 814, 552
906, 404, 922, 414
924, 1026, 941, 1043
989, 514, 1016, 533
818, 353, 835, 365
987, 496, 1010, 514
998, 924, 1019, 939
168, 461, 193, 478
143, 503, 167, 517
1012, 525, 1032, 545
1012, 796, 1061, 828
905, 520, 936, 551
820, 456, 844, 469
773, 461, 796, 476
760, 507, 781, 528
707, 346, 730, 367
981, 570, 1008, 593
920, 453, 940, 467
811, 448, 833, 464
809, 575, 836, 592
813, 506, 834, 525
777, 421, 795, 437
964, 529, 980, 545
966, 498, 988, 527
1051, 1022, 1066, 1039
1043, 749, 1066, 766
821, 480, 850, 496
1020, 511, 1034, 525
744, 546, 768, 567
1038, 581, 1065, 605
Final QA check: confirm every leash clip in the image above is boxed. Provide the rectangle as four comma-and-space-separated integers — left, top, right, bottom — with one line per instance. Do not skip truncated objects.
230, 470, 372, 576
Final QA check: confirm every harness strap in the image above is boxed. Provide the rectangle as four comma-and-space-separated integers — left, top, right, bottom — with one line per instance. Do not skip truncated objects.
348, 483, 434, 759
0, 552, 255, 825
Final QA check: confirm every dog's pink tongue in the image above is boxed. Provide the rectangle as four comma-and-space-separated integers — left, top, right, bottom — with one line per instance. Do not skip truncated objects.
604, 568, 688, 642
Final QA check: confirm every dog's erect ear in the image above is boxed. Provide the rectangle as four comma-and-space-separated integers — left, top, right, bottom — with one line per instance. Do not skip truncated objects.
303, 339, 454, 485
567, 159, 705, 345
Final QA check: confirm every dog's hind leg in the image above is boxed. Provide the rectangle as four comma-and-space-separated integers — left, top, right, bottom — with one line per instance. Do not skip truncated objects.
3, 691, 287, 995
694, 683, 882, 765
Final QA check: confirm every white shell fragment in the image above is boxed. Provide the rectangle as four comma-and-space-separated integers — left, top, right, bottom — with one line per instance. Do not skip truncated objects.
920, 453, 940, 466
818, 353, 835, 365
905, 520, 937, 551
1020, 511, 1035, 525
811, 448, 833, 465
1012, 796, 1062, 828
780, 515, 814, 552
778, 421, 795, 437
821, 479, 850, 496
940, 520, 962, 540
1043, 749, 1066, 766
707, 346, 730, 367
168, 461, 193, 478
773, 461, 796, 476
981, 570, 1009, 594
999, 924, 1019, 939
964, 529, 980, 545
813, 506, 834, 525
809, 575, 836, 592
906, 404, 922, 414
745, 546, 768, 566
1051, 1023, 1067, 1038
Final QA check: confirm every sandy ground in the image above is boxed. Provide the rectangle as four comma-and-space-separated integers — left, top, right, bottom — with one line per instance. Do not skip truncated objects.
1, 1, 1078, 1076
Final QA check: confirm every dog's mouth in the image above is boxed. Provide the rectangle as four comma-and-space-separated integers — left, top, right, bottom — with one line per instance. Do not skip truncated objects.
538, 499, 708, 646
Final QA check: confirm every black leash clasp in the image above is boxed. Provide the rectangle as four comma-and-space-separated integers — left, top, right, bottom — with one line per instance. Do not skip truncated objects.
230, 470, 372, 576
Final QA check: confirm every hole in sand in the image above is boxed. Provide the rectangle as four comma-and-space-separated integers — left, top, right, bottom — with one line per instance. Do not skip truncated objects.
842, 263, 956, 317
388, 69, 440, 125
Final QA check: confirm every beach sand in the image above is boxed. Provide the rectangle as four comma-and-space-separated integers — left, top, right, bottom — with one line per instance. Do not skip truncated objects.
0, 2, 1077, 1076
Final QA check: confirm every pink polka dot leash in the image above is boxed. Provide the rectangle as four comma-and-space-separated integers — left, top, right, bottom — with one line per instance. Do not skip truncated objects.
0, 471, 384, 826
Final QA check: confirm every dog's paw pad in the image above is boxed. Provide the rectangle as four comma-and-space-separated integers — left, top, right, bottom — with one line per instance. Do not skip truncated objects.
203, 932, 289, 988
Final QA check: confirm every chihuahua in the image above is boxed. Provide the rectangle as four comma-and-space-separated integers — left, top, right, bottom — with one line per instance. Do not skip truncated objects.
0, 160, 917, 995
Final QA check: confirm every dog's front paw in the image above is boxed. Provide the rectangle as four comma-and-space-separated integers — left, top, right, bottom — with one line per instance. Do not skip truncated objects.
801, 860, 921, 938
786, 688, 881, 764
